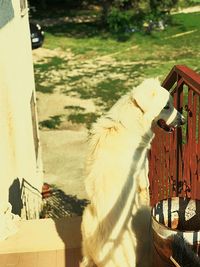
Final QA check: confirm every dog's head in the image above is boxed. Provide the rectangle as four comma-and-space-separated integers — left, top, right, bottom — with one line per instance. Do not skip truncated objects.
155, 96, 185, 132
133, 78, 185, 132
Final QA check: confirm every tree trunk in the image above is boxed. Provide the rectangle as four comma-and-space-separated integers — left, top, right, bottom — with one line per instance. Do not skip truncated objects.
101, 0, 112, 25
41, 0, 47, 9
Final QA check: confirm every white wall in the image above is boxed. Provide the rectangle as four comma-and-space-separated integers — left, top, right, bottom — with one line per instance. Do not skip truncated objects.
0, 0, 43, 219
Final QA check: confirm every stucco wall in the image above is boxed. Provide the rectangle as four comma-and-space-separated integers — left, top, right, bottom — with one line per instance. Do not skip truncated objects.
0, 0, 43, 219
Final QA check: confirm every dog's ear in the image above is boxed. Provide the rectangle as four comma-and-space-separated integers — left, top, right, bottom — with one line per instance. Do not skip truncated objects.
132, 78, 170, 119
132, 78, 160, 113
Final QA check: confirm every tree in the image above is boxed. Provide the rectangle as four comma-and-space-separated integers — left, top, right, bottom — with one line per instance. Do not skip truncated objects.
28, 0, 83, 9
96, 0, 179, 34
149, 0, 179, 14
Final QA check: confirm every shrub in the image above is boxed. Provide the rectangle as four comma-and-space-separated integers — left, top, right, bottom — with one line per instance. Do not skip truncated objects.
100, 0, 179, 35
107, 7, 134, 37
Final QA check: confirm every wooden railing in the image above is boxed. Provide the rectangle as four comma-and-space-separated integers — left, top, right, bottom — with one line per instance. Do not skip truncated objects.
149, 65, 200, 206
21, 178, 42, 219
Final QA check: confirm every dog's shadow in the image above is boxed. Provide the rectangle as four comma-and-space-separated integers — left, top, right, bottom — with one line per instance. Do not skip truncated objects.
131, 206, 153, 267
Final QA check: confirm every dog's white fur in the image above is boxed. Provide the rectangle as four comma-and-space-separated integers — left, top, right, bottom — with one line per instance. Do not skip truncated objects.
81, 78, 180, 267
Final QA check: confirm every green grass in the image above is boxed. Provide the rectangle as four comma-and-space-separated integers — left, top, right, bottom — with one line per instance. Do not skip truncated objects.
64, 105, 86, 111
39, 115, 63, 129
42, 12, 200, 56
34, 10, 200, 128
34, 56, 67, 93
68, 112, 100, 129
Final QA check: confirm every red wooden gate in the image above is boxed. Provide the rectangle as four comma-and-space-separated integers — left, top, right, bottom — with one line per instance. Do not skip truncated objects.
149, 65, 200, 206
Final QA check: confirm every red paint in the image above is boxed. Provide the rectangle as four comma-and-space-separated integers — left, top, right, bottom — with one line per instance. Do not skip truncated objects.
149, 65, 200, 206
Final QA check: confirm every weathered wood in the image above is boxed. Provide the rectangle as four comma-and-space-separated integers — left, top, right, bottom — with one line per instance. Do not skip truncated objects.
149, 65, 200, 205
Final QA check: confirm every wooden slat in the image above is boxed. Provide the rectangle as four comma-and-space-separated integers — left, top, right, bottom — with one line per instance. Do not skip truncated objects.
0, 254, 7, 267
6, 253, 20, 265
18, 252, 38, 267
176, 80, 184, 197
56, 250, 65, 267
37, 250, 57, 267
0, 248, 82, 267
192, 92, 198, 199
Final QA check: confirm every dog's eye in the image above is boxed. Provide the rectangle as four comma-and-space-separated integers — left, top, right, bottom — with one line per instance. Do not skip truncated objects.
164, 104, 170, 110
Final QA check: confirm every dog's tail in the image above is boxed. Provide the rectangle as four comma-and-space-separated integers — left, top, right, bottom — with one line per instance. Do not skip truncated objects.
171, 234, 200, 267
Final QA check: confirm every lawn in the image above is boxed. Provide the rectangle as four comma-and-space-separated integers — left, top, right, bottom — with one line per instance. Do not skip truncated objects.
33, 10, 200, 129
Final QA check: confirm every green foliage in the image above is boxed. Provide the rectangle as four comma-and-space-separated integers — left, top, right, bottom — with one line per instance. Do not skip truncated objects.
107, 7, 133, 36
149, 0, 179, 13
29, 0, 83, 9
34, 56, 67, 94
103, 0, 179, 34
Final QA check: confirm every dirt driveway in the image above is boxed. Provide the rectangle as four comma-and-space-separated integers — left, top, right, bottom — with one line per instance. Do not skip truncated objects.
40, 129, 88, 199
33, 49, 91, 200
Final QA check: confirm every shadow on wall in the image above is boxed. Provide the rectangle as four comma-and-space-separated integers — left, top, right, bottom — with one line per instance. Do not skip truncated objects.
9, 180, 89, 218
0, 0, 14, 29
9, 178, 42, 219
8, 178, 23, 216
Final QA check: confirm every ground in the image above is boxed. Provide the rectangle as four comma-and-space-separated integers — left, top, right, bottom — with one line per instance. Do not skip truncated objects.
40, 129, 88, 200
33, 48, 91, 202
33, 5, 200, 212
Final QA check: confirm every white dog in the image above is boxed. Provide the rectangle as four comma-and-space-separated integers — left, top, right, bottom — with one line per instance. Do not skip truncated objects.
80, 78, 185, 267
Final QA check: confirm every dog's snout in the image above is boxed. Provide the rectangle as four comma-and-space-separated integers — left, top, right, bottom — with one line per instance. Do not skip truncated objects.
175, 112, 186, 127
180, 114, 186, 125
